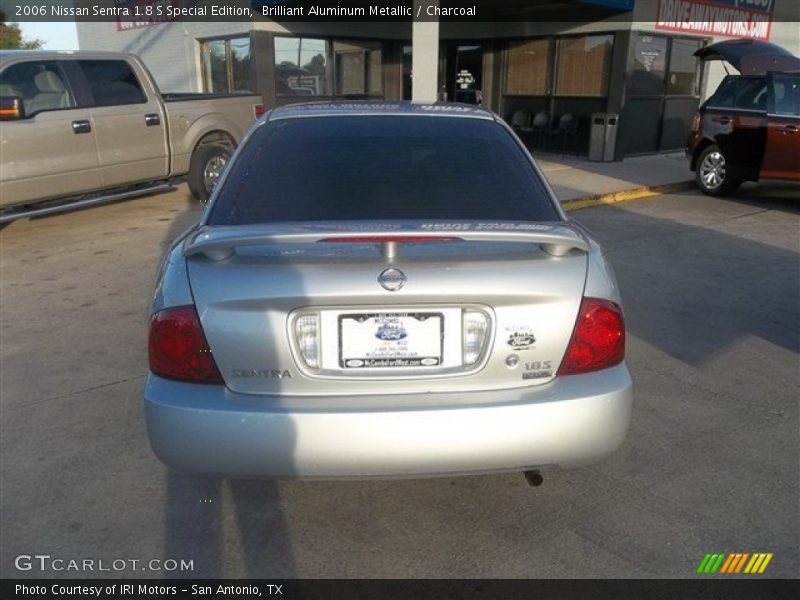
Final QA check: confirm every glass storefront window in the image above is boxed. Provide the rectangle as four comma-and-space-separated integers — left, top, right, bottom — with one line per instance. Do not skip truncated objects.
631, 35, 668, 96
201, 36, 253, 93
274, 37, 329, 96
505, 39, 550, 96
230, 37, 252, 92
555, 35, 613, 96
274, 37, 385, 98
201, 40, 228, 93
333, 40, 382, 96
667, 38, 701, 96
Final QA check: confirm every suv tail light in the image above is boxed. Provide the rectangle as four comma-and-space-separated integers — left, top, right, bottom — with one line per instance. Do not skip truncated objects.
558, 298, 625, 376
148, 306, 223, 384
254, 104, 265, 119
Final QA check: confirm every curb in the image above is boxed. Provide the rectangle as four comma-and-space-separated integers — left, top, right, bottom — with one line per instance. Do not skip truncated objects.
561, 180, 696, 211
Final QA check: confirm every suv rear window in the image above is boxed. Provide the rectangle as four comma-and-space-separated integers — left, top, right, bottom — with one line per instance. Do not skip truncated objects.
208, 115, 559, 225
707, 77, 767, 111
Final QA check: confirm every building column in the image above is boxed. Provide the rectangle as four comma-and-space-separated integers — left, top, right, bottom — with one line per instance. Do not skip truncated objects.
412, 2, 440, 103
252, 30, 276, 108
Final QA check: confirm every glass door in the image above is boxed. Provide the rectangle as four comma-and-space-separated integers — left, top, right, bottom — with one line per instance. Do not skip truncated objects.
623, 33, 703, 154
624, 34, 669, 155
447, 45, 484, 104
660, 37, 703, 151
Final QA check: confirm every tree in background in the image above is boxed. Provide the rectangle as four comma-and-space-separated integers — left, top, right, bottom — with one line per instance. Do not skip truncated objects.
0, 12, 44, 49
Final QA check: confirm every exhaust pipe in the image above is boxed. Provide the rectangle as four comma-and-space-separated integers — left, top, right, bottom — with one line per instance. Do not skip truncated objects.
524, 470, 543, 487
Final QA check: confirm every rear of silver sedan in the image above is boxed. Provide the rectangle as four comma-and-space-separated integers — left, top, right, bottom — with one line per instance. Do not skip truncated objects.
145, 102, 632, 478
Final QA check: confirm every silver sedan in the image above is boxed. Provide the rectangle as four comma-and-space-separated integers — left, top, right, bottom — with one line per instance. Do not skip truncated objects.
145, 102, 632, 479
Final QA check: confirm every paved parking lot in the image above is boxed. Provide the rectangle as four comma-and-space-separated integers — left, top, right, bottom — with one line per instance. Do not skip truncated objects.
1, 184, 797, 578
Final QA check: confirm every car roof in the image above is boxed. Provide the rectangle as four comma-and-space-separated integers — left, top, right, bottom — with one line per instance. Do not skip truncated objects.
268, 101, 497, 122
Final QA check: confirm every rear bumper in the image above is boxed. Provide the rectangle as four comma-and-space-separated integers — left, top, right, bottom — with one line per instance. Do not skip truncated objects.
144, 364, 633, 478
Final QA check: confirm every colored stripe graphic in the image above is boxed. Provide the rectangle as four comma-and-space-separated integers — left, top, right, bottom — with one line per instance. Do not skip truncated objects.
697, 553, 727, 574
698, 552, 773, 574
745, 554, 761, 573
697, 553, 713, 573
734, 553, 749, 573
758, 553, 773, 573
710, 553, 726, 573
745, 553, 774, 574
719, 554, 736, 574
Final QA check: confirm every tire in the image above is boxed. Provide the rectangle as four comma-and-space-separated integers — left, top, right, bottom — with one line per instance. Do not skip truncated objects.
695, 144, 741, 197
187, 143, 231, 201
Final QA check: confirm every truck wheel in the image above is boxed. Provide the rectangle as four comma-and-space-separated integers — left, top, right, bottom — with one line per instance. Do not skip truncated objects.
188, 143, 231, 201
695, 145, 741, 197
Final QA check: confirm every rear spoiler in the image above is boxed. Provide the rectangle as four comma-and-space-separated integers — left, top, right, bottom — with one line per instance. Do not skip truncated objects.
183, 223, 590, 261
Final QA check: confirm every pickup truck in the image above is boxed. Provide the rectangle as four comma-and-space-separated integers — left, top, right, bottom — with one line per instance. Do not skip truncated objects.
0, 50, 263, 219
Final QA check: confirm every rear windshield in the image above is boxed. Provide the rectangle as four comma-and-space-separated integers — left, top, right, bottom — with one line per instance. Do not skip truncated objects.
207, 115, 559, 225
707, 76, 767, 111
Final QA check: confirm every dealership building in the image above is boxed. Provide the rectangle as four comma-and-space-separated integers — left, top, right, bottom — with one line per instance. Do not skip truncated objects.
76, 0, 800, 159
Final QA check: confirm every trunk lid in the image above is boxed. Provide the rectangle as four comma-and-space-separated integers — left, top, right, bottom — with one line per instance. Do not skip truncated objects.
185, 222, 589, 397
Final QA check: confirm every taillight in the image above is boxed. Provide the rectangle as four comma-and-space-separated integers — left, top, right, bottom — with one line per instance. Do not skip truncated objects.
557, 298, 625, 376
148, 306, 223, 384
691, 112, 702, 132
254, 104, 265, 119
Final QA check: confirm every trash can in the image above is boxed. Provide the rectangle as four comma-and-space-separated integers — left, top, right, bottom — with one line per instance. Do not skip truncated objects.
589, 113, 619, 162
604, 114, 619, 161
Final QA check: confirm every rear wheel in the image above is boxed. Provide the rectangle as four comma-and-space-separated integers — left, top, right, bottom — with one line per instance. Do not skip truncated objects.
696, 145, 741, 196
188, 143, 231, 202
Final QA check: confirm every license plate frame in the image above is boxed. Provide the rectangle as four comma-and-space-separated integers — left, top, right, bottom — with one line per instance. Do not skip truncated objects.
338, 312, 444, 369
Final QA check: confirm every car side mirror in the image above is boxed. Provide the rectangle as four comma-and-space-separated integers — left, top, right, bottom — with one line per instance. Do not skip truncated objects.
0, 96, 25, 120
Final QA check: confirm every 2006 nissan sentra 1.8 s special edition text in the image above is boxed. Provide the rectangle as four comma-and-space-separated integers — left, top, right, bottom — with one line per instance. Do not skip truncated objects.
145, 102, 633, 480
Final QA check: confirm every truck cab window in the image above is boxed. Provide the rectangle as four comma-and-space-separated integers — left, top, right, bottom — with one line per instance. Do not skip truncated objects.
78, 60, 147, 107
0, 61, 75, 116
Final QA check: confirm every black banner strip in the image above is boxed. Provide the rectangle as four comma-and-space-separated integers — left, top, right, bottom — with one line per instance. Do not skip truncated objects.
0, 0, 794, 24
3, 579, 800, 600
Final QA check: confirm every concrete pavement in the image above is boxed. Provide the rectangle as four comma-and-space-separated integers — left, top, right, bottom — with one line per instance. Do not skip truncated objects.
537, 151, 694, 204
0, 184, 797, 579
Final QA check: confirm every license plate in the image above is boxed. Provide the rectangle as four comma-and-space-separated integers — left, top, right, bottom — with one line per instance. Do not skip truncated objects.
338, 312, 444, 368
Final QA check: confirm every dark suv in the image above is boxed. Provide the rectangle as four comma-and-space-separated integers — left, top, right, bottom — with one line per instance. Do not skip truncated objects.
687, 40, 800, 196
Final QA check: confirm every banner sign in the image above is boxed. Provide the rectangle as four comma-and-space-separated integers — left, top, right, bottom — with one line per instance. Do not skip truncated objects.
114, 0, 178, 31
580, 0, 636, 9
655, 0, 775, 40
